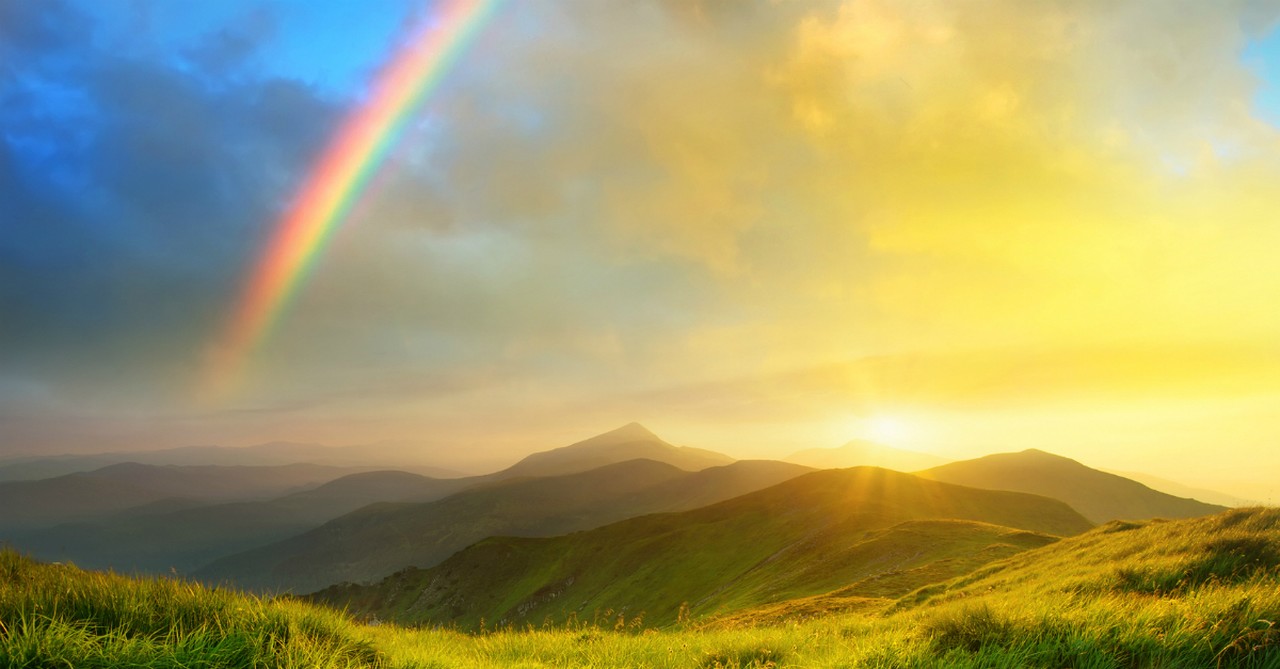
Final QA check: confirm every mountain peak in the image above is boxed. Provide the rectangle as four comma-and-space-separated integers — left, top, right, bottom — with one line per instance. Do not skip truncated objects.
920, 449, 1224, 524
570, 422, 661, 449
501, 424, 731, 479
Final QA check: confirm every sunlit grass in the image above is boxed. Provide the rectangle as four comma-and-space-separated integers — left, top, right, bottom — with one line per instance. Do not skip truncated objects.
3, 508, 1278, 667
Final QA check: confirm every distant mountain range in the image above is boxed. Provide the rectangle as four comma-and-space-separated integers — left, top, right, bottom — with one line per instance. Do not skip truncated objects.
785, 439, 947, 471
3, 423, 751, 579
4, 470, 474, 573
2, 423, 1236, 607
195, 458, 812, 593
1099, 469, 1256, 507
309, 466, 1092, 628
0, 442, 465, 482
0, 462, 369, 530
917, 449, 1226, 523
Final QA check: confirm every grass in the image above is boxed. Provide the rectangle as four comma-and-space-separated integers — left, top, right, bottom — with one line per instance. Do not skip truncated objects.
309, 467, 1091, 630
3, 508, 1279, 667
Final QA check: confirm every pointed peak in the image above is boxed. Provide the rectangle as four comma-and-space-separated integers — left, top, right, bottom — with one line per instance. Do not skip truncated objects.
583, 422, 659, 444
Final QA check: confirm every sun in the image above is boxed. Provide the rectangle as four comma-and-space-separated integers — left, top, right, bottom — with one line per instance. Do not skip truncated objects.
864, 415, 911, 445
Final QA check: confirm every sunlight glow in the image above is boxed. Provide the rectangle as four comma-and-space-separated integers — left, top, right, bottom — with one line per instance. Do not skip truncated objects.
864, 415, 911, 445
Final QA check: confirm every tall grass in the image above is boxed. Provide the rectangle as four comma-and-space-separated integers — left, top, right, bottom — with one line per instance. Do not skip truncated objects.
2, 508, 1279, 667
0, 550, 379, 667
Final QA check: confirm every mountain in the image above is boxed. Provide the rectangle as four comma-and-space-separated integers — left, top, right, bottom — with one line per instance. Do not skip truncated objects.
0, 462, 368, 530
0, 442, 464, 482
196, 458, 812, 593
6, 470, 473, 574
3, 424, 735, 577
1100, 468, 1257, 507
917, 449, 1226, 524
495, 423, 733, 478
785, 439, 947, 471
309, 467, 1092, 628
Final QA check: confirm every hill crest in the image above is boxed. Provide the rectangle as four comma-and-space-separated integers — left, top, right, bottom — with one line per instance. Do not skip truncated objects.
918, 449, 1225, 524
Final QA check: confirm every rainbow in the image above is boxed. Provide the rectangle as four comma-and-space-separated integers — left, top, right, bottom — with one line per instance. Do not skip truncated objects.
203, 0, 499, 400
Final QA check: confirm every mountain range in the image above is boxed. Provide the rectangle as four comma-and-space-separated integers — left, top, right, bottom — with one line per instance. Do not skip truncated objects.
308, 466, 1093, 628
2, 423, 1237, 607
0, 462, 371, 530
196, 458, 812, 592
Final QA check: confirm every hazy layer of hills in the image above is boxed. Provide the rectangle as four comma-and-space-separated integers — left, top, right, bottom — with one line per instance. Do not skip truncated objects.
310, 467, 1092, 628
2, 423, 749, 579
2, 423, 1238, 605
917, 448, 1226, 523
196, 458, 812, 593
0, 462, 370, 530
1101, 467, 1258, 507
0, 442, 464, 482
5, 470, 473, 573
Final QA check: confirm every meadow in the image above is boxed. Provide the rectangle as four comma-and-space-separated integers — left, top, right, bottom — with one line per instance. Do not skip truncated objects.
3, 507, 1278, 668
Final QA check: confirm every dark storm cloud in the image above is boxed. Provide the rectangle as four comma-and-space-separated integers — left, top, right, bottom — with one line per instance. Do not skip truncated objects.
0, 1, 342, 397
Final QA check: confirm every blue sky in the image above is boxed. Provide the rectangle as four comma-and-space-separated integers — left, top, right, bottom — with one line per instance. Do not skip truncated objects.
1246, 22, 1280, 126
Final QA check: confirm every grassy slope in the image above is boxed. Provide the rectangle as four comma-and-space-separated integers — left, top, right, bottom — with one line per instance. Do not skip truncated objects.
310, 467, 1092, 629
197, 459, 812, 593
5, 508, 1278, 668
919, 448, 1225, 523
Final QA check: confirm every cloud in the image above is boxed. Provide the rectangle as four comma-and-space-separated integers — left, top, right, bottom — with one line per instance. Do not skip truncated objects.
0, 0, 343, 406
4, 0, 1280, 471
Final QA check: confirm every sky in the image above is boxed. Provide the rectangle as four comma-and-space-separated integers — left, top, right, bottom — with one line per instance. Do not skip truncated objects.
3, 0, 1280, 501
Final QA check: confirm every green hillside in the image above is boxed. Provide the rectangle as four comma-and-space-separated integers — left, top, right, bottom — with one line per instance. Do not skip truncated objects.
4, 508, 1278, 668
196, 459, 811, 593
309, 467, 1092, 628
918, 448, 1226, 523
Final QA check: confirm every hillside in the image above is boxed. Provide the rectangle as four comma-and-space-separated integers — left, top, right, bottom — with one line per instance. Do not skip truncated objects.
495, 422, 732, 478
918, 449, 1226, 523
196, 458, 811, 593
786, 439, 947, 471
7, 470, 471, 574
4, 508, 1278, 667
309, 467, 1092, 628
0, 462, 366, 530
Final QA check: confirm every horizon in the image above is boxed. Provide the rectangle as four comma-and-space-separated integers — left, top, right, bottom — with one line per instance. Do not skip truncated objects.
0, 420, 1272, 504
4, 2, 1280, 504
